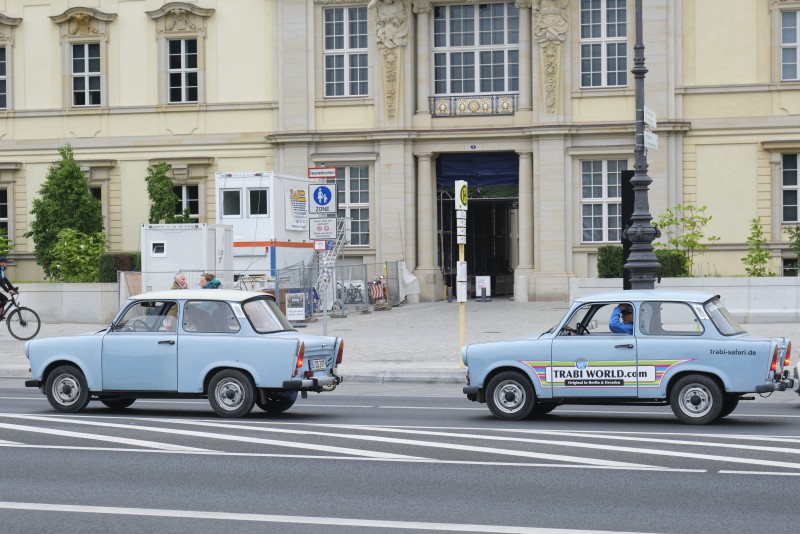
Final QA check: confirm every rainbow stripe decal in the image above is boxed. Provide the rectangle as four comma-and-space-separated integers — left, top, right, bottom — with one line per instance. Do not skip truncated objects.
521, 359, 695, 388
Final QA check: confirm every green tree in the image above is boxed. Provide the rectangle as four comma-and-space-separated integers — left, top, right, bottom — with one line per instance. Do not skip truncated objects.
145, 162, 193, 224
654, 204, 720, 276
785, 225, 800, 275
0, 234, 12, 257
51, 228, 107, 282
24, 145, 104, 279
742, 217, 773, 276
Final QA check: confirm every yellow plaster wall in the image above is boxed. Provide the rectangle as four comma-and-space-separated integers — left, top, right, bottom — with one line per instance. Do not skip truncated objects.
316, 106, 376, 130
571, 95, 634, 123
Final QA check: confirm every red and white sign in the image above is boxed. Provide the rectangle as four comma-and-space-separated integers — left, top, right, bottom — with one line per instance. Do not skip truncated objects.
308, 167, 337, 179
309, 216, 337, 240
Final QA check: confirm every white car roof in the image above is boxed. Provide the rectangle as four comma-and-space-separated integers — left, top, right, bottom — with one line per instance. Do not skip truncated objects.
131, 289, 272, 303
575, 290, 718, 304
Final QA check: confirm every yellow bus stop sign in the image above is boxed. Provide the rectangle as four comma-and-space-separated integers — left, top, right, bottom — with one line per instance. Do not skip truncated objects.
455, 180, 468, 210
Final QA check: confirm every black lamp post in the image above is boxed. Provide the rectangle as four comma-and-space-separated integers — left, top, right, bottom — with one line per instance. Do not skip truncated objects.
623, 0, 661, 289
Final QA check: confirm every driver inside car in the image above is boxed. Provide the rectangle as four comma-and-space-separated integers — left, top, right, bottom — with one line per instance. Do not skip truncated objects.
609, 303, 634, 334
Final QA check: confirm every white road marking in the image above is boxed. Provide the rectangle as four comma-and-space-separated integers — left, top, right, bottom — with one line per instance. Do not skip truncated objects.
140, 417, 659, 469
327, 424, 800, 471
0, 413, 423, 460
0, 501, 656, 533
719, 470, 800, 477
0, 422, 209, 452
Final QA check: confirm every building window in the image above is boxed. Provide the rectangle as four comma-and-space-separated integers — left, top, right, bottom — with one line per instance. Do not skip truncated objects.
581, 159, 627, 243
221, 189, 241, 217
580, 0, 627, 88
174, 184, 199, 222
168, 39, 198, 103
324, 7, 368, 97
783, 154, 799, 222
0, 188, 7, 236
783, 11, 800, 80
433, 3, 519, 95
783, 258, 798, 277
0, 47, 7, 110
328, 166, 370, 245
72, 43, 101, 106
248, 188, 268, 216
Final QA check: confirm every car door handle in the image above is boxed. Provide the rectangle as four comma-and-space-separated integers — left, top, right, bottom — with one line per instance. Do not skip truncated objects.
615, 343, 634, 349
158, 340, 175, 345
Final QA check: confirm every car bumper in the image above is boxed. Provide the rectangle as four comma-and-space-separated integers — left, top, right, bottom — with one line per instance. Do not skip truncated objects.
283, 374, 343, 391
755, 377, 795, 393
463, 386, 484, 402
25, 380, 41, 388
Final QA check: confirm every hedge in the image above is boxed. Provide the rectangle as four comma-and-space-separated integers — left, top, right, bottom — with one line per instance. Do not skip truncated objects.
98, 252, 141, 283
597, 245, 690, 279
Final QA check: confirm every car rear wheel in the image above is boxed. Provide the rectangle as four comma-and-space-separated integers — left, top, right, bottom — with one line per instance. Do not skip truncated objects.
486, 371, 535, 421
670, 375, 723, 425
208, 369, 255, 418
45, 365, 90, 413
100, 398, 137, 410
529, 403, 558, 418
255, 391, 298, 414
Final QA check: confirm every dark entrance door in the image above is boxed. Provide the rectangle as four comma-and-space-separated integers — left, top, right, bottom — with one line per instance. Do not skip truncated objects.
436, 152, 519, 297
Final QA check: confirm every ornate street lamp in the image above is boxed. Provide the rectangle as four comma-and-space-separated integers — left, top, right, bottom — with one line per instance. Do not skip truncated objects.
623, 0, 661, 289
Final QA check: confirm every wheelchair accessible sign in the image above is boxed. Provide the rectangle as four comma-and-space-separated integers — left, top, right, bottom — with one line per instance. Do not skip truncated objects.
308, 184, 337, 215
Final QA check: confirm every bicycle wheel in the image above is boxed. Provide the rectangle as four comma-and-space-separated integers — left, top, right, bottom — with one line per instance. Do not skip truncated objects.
7, 306, 41, 340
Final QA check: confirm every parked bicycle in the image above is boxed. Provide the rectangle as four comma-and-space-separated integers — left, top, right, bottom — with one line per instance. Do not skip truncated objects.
1, 291, 41, 340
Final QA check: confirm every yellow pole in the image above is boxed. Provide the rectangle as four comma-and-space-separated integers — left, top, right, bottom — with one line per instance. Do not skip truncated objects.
459, 242, 465, 367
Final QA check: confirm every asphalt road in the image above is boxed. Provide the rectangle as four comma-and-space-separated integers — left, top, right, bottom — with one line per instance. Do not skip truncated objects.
1, 380, 799, 534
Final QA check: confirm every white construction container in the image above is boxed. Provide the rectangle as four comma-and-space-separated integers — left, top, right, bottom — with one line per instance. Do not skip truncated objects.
140, 223, 233, 291
215, 171, 315, 276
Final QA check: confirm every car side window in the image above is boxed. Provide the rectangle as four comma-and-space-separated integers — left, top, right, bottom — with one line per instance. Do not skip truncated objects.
116, 301, 177, 332
641, 301, 703, 336
184, 301, 240, 334
561, 303, 617, 335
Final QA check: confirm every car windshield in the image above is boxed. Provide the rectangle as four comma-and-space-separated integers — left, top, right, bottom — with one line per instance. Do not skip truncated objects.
704, 297, 745, 335
243, 298, 294, 333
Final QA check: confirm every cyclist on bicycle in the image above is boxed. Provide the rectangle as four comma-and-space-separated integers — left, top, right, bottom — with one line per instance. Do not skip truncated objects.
0, 257, 17, 320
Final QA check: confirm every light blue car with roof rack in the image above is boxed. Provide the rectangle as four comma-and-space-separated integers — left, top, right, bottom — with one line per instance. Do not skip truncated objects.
462, 290, 795, 424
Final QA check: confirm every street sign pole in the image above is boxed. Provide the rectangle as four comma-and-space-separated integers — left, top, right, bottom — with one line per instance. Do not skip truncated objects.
455, 180, 468, 367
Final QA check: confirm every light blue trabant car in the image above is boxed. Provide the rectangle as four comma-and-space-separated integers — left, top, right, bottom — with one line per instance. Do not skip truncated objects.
462, 291, 795, 424
25, 290, 344, 418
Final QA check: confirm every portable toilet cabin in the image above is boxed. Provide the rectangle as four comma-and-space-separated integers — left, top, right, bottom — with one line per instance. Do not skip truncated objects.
214, 172, 315, 276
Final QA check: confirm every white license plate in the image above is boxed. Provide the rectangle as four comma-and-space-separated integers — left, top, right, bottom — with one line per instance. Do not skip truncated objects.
309, 358, 327, 371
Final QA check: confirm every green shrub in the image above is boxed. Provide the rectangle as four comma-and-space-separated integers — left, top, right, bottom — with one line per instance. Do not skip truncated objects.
654, 249, 690, 277
597, 245, 624, 278
98, 252, 141, 283
50, 228, 107, 282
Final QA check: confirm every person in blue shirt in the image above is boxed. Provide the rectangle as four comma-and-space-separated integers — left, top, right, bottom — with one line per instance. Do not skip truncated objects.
0, 257, 17, 320
609, 303, 634, 334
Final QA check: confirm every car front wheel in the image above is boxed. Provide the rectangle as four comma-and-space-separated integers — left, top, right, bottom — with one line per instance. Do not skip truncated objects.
208, 369, 255, 418
670, 375, 723, 425
45, 365, 90, 413
100, 398, 137, 410
486, 371, 535, 421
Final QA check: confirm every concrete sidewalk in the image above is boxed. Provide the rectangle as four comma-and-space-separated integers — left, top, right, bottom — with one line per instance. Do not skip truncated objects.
2, 299, 799, 390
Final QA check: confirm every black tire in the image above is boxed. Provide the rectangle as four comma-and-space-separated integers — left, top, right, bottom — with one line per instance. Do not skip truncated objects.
718, 396, 740, 419
100, 398, 137, 410
6, 307, 41, 341
255, 391, 298, 414
529, 403, 558, 418
486, 371, 535, 421
669, 374, 723, 425
45, 365, 90, 413
208, 369, 255, 418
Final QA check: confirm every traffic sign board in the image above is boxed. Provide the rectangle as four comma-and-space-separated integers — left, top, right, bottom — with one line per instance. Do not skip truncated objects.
308, 167, 337, 179
455, 180, 468, 210
308, 184, 337, 214
309, 216, 337, 239
644, 130, 659, 150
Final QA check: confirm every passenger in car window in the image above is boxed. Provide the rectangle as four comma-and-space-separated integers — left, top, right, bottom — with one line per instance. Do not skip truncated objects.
609, 303, 634, 334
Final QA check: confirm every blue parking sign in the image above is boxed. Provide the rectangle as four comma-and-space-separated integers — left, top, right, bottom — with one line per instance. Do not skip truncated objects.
308, 184, 337, 214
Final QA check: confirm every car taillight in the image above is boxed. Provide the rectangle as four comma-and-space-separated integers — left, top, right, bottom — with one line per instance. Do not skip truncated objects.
770, 345, 779, 375
336, 339, 344, 365
784, 342, 792, 369
293, 342, 305, 377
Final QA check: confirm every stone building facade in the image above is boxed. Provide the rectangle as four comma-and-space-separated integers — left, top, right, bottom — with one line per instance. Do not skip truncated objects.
0, 0, 799, 300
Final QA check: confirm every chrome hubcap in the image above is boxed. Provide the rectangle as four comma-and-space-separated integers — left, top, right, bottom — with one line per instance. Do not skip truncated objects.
215, 379, 244, 410
53, 375, 80, 406
679, 384, 712, 418
494, 380, 525, 413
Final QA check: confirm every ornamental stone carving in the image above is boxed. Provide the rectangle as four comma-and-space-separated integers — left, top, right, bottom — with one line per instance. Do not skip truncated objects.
532, 0, 568, 43
0, 14, 22, 45
412, 1, 432, 15
368, 0, 409, 49
50, 8, 116, 41
146, 2, 215, 35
